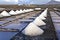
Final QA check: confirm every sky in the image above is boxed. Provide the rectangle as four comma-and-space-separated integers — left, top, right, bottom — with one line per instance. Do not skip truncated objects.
0, 0, 18, 4
0, 0, 60, 4
19, 0, 50, 4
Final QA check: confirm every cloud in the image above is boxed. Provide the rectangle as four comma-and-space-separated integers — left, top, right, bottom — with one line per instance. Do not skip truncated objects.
55, 0, 60, 1
19, 0, 30, 4
30, 1, 35, 4
4, 0, 10, 2
14, 0, 18, 2
18, 0, 51, 5
19, 0, 24, 2
4, 0, 18, 2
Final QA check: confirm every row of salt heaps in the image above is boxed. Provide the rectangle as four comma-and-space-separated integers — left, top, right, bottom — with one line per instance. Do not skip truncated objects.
0, 9, 34, 18
22, 8, 48, 36
35, 8, 41, 10
53, 8, 60, 10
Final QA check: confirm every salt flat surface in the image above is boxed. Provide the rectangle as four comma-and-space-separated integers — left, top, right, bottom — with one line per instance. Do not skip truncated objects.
18, 19, 33, 22
53, 23, 60, 40
4, 18, 16, 21
3, 23, 28, 31
50, 11, 60, 40
28, 17, 36, 19
54, 23, 60, 30
56, 11, 60, 15
50, 11, 59, 17
0, 32, 18, 40
52, 20, 60, 23
51, 17, 60, 20
0, 21, 6, 25
50, 14, 59, 17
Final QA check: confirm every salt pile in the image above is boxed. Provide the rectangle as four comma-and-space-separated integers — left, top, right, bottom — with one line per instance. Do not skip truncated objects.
15, 10, 20, 14
33, 17, 46, 26
9, 10, 17, 15
40, 8, 48, 17
22, 22, 44, 36
0, 11, 11, 16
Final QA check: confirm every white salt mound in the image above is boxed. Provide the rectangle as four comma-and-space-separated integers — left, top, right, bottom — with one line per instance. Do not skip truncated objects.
29, 9, 34, 11
38, 15, 46, 20
23, 9, 29, 12
33, 17, 46, 26
40, 8, 48, 17
23, 9, 26, 12
9, 10, 17, 15
19, 9, 24, 13
0, 14, 3, 17
35, 8, 41, 10
41, 11, 47, 17
22, 22, 44, 36
15, 10, 20, 14
1, 11, 11, 16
